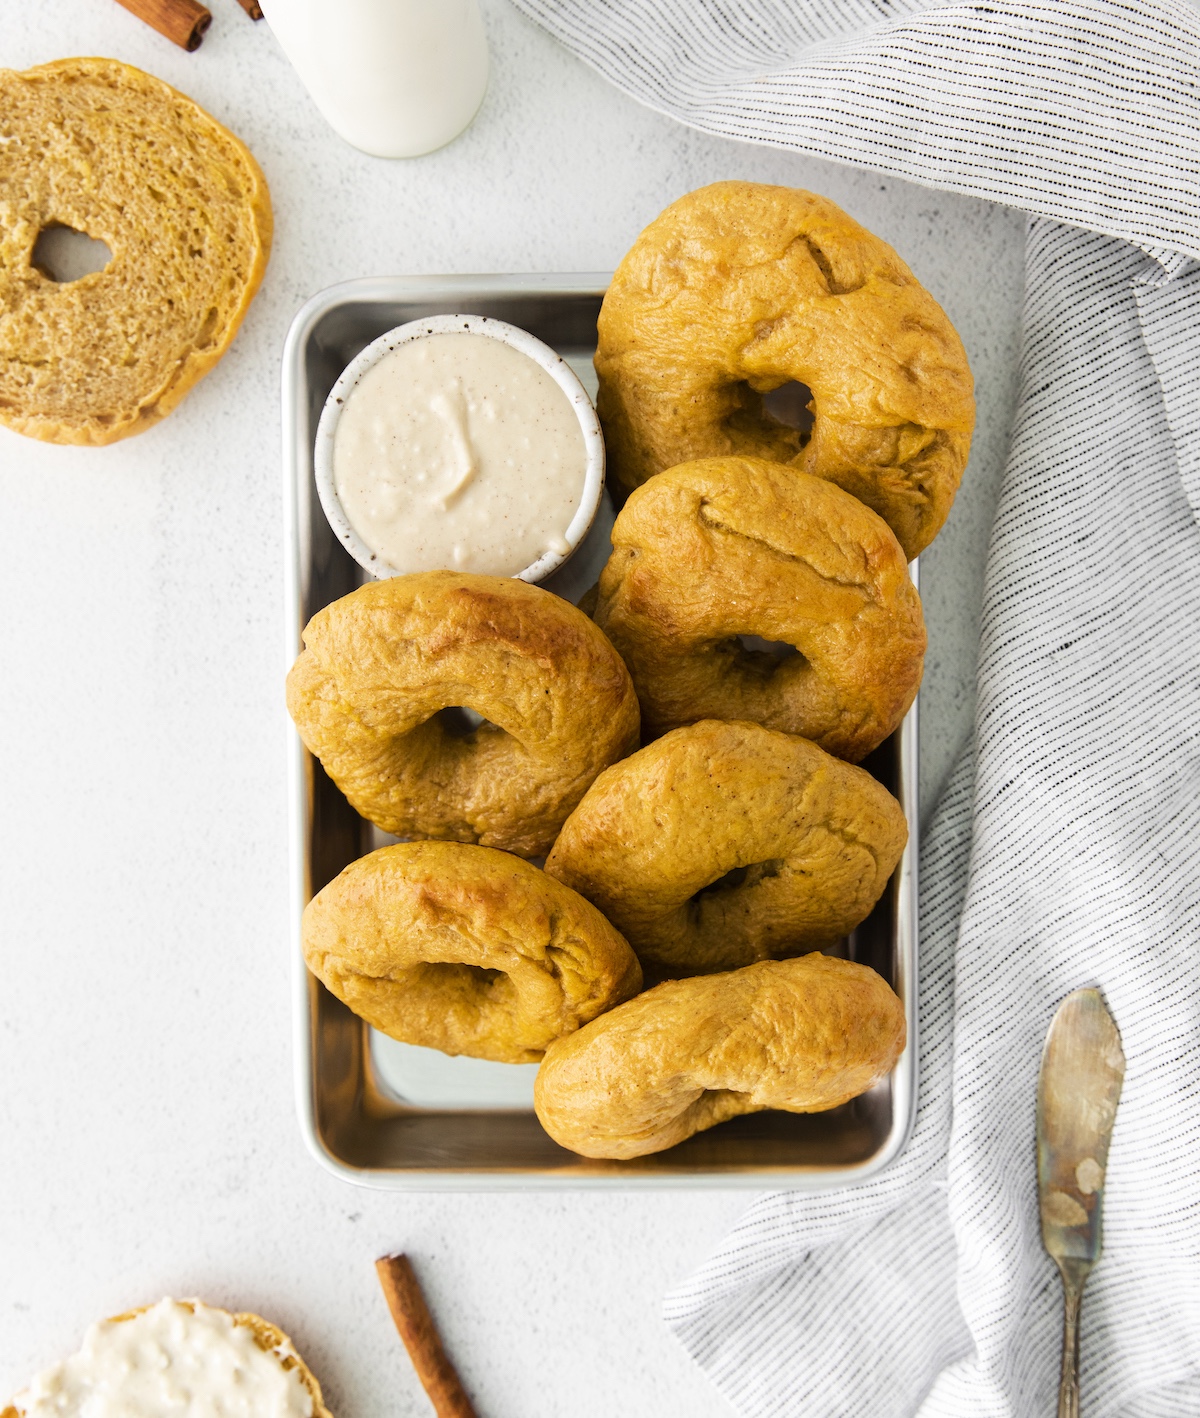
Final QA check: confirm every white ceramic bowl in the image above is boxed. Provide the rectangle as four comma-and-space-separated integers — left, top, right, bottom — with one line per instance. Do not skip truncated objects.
313, 313, 605, 583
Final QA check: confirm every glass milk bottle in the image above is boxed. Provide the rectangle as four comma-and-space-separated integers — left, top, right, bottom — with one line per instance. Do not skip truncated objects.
260, 0, 489, 158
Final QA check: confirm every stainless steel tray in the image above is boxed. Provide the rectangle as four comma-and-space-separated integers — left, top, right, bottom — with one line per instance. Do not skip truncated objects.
283, 274, 918, 1189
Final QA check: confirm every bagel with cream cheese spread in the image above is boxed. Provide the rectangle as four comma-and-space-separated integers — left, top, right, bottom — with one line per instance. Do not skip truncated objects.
3, 1299, 331, 1418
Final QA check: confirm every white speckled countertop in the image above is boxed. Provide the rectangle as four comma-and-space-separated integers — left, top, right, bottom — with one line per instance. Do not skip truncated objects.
0, 3, 1024, 1413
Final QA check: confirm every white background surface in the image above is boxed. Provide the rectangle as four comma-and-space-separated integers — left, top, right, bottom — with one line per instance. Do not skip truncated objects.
0, 3, 1025, 1414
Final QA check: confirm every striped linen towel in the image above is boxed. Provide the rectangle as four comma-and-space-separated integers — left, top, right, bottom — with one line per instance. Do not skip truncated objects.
509, 3, 1200, 1413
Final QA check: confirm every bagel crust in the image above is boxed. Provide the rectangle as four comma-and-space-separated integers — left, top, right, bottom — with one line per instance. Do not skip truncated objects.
591, 457, 925, 761
229, 1311, 331, 1418
286, 572, 641, 857
534, 953, 907, 1159
0, 58, 272, 445
303, 842, 643, 1064
545, 720, 907, 977
596, 181, 974, 558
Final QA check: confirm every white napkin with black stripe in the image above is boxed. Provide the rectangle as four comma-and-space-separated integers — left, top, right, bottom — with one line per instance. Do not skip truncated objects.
509, 3, 1200, 1412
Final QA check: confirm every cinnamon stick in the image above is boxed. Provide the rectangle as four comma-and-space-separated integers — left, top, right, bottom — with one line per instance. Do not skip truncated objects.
233, 0, 263, 19
113, 0, 211, 50
375, 1254, 479, 1418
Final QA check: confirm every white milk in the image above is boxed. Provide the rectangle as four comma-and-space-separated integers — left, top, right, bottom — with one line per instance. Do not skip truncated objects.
260, 0, 489, 158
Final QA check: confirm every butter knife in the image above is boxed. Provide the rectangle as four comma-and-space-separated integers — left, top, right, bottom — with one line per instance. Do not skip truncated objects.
1036, 988, 1125, 1418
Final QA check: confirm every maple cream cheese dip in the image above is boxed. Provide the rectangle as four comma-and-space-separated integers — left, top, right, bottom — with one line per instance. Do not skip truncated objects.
318, 317, 601, 580
12, 1299, 312, 1417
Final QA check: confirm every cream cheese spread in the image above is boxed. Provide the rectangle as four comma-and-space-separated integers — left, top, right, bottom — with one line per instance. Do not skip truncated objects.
13, 1299, 313, 1417
331, 331, 588, 577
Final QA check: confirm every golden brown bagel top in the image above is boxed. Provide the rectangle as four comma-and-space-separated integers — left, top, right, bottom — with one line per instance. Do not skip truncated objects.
545, 720, 908, 976
303, 842, 643, 1064
534, 952, 907, 1159
591, 457, 925, 761
286, 572, 641, 857
596, 181, 974, 557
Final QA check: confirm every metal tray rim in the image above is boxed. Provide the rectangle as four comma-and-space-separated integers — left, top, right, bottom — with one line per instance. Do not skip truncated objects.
284, 273, 920, 1190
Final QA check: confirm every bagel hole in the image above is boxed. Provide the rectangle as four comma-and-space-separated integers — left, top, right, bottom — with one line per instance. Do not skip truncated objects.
762, 381, 815, 435
419, 961, 508, 993
691, 858, 787, 909
697, 865, 749, 896
32, 224, 112, 283
738, 634, 800, 660
733, 635, 803, 679
463, 965, 505, 987
436, 706, 488, 739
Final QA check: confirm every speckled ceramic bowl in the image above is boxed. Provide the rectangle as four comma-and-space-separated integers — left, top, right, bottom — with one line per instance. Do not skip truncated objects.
312, 312, 605, 583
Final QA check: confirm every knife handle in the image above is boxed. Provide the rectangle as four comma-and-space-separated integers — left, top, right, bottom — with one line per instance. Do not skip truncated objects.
1057, 1267, 1085, 1418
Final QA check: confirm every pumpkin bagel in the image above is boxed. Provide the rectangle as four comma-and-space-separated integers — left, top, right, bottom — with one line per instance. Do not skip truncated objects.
303, 842, 643, 1063
595, 180, 974, 558
0, 58, 271, 445
286, 572, 640, 858
545, 720, 907, 977
4, 1299, 332, 1418
534, 953, 907, 1159
590, 456, 925, 762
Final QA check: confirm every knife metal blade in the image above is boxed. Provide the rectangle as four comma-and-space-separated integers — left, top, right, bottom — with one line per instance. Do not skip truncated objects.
1036, 987, 1125, 1418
